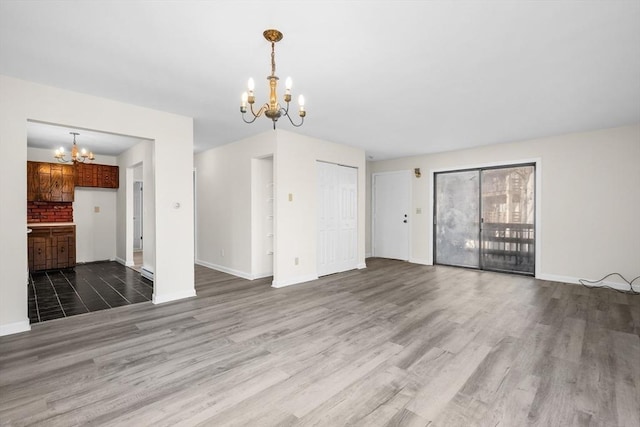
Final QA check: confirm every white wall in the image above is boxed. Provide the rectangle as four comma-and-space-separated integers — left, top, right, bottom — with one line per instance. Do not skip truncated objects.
74, 188, 117, 262
274, 130, 367, 287
368, 124, 640, 285
194, 131, 276, 278
27, 147, 117, 263
0, 75, 195, 336
194, 129, 367, 287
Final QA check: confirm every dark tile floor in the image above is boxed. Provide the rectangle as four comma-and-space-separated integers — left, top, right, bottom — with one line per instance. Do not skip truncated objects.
28, 261, 153, 323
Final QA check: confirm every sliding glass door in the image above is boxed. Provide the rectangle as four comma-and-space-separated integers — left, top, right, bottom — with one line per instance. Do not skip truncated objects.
434, 164, 535, 275
434, 170, 480, 268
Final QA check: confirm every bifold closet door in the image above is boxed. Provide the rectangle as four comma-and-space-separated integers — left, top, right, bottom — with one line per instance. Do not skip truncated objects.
317, 162, 357, 277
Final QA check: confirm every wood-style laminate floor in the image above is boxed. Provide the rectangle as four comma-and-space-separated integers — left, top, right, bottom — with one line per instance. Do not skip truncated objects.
1, 258, 639, 426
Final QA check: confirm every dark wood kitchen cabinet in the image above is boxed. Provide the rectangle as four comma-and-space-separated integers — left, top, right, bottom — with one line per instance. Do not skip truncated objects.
28, 225, 76, 272
75, 163, 119, 189
27, 161, 75, 202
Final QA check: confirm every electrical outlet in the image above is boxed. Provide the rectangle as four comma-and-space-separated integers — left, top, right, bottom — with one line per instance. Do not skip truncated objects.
288, 193, 293, 202
294, 257, 299, 265
220, 249, 225, 257
416, 207, 422, 214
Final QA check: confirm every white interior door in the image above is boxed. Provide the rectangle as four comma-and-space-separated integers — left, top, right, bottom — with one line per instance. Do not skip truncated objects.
317, 162, 358, 276
373, 171, 410, 260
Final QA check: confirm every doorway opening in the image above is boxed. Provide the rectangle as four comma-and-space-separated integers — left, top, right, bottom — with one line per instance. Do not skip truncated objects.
434, 163, 536, 275
25, 121, 155, 323
132, 166, 143, 272
251, 156, 274, 279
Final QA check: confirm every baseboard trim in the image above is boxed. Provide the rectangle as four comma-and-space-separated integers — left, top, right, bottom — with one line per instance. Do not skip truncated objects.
152, 289, 197, 305
537, 273, 635, 292
141, 265, 154, 282
357, 262, 367, 270
253, 272, 274, 280
272, 274, 318, 288
0, 320, 31, 337
195, 259, 254, 280
409, 258, 432, 266
115, 257, 135, 267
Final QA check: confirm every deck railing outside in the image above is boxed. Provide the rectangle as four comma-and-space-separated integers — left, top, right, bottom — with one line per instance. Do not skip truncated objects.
481, 222, 535, 274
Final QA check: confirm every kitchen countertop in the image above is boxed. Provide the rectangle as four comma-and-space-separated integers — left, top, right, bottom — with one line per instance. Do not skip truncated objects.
27, 222, 75, 227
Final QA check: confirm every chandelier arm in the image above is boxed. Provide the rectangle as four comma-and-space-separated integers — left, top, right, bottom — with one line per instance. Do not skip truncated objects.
282, 108, 305, 128
250, 102, 269, 118
241, 112, 259, 124
280, 102, 304, 127
287, 115, 305, 128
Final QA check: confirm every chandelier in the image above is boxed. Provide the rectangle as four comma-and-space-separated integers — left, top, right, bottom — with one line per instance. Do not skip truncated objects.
240, 29, 306, 129
54, 132, 95, 163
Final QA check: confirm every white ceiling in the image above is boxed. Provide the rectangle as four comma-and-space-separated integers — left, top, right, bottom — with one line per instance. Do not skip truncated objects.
1, 1, 638, 160
27, 121, 151, 157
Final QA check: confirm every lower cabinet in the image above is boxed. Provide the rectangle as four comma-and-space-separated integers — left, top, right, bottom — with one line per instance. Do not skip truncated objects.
28, 225, 76, 272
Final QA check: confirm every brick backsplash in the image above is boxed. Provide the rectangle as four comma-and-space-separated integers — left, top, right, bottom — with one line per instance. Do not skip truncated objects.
27, 201, 73, 223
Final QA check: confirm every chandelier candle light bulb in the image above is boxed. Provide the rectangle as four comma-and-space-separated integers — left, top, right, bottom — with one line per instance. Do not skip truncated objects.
299, 95, 306, 115
240, 29, 306, 129
285, 77, 292, 102
241, 92, 248, 111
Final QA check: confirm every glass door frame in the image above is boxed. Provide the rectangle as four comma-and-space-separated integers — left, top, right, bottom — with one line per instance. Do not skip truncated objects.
433, 162, 536, 276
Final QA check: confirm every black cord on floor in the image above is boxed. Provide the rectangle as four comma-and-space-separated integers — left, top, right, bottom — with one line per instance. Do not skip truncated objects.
579, 273, 640, 295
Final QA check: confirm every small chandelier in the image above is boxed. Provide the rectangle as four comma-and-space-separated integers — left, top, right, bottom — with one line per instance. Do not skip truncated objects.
54, 132, 95, 163
240, 29, 306, 129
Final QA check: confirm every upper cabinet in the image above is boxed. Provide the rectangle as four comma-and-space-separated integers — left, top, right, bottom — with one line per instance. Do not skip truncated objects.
27, 162, 120, 202
27, 161, 75, 202
75, 163, 119, 189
